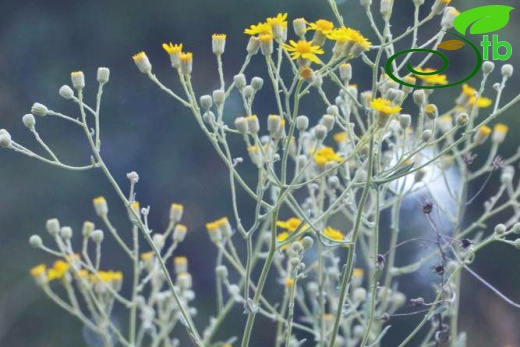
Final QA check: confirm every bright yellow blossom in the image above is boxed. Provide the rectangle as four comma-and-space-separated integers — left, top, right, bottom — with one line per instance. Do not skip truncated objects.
370, 98, 402, 116
307, 19, 335, 35
333, 131, 348, 143
30, 264, 46, 278
468, 96, 492, 108
47, 260, 69, 281
277, 217, 304, 232
244, 22, 272, 36
314, 146, 343, 166
323, 227, 345, 242
413, 67, 448, 85
162, 42, 183, 54
282, 40, 324, 64
327, 26, 371, 53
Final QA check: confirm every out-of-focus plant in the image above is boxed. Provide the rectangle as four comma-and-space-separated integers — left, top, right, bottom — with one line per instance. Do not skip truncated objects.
2, 0, 520, 346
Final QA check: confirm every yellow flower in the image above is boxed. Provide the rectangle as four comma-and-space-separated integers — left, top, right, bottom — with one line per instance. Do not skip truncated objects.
30, 264, 46, 278
323, 227, 345, 241
353, 268, 364, 279
47, 260, 69, 281
282, 40, 324, 64
333, 131, 348, 143
285, 278, 295, 288
314, 147, 343, 167
307, 19, 335, 35
162, 42, 183, 55
492, 123, 509, 144
474, 125, 492, 144
277, 217, 304, 232
413, 67, 448, 85
244, 22, 272, 36
140, 251, 154, 261
468, 96, 492, 108
370, 98, 402, 116
327, 27, 371, 52
462, 83, 476, 97
266, 13, 288, 37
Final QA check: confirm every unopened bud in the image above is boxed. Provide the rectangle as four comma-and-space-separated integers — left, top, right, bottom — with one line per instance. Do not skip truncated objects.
31, 103, 48, 117
91, 229, 104, 243
251, 77, 264, 91
200, 95, 213, 110
71, 71, 85, 90
234, 117, 249, 135
233, 74, 246, 90
46, 218, 60, 236
22, 114, 36, 129
97, 67, 110, 84
29, 235, 43, 248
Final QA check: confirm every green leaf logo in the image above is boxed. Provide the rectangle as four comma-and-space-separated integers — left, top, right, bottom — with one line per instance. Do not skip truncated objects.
454, 5, 514, 35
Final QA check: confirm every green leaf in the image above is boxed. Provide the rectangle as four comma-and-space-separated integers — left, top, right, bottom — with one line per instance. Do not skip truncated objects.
453, 5, 515, 35
437, 40, 465, 51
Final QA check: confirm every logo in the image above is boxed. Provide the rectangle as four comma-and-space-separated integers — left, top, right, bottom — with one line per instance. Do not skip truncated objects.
385, 5, 515, 89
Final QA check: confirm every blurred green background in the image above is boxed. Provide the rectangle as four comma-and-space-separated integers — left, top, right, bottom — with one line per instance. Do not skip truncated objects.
1, 0, 519, 346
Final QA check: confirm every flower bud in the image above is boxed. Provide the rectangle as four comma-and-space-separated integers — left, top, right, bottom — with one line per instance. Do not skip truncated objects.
0, 130, 12, 148
501, 64, 514, 78
97, 67, 110, 84
31, 103, 48, 117
399, 114, 411, 129
177, 272, 192, 290
153, 233, 165, 250
501, 165, 514, 185
59, 85, 74, 99
174, 256, 188, 274
173, 224, 188, 242
473, 125, 492, 144
93, 196, 108, 217
413, 90, 426, 106
243, 85, 255, 99
441, 7, 459, 29
246, 36, 260, 55
71, 71, 85, 90
360, 0, 372, 7
91, 229, 104, 243
170, 203, 184, 223
352, 287, 367, 303
296, 115, 309, 131
82, 221, 95, 238
259, 33, 273, 55
482, 61, 495, 74
320, 114, 335, 131
60, 226, 73, 240
200, 95, 213, 110
339, 63, 352, 82
424, 104, 438, 120
132, 52, 152, 74
380, 0, 393, 19
512, 223, 520, 234
431, 0, 450, 15
301, 236, 314, 250
293, 18, 307, 37
211, 34, 226, 55
251, 77, 264, 91
22, 114, 36, 129
203, 111, 216, 124
29, 235, 43, 248
46, 218, 60, 236
179, 52, 193, 75
492, 123, 508, 144
494, 223, 507, 235
216, 265, 228, 280
234, 117, 249, 135
456, 113, 469, 126
314, 124, 328, 141
212, 89, 225, 105
246, 115, 259, 134
233, 74, 246, 90
268, 115, 282, 135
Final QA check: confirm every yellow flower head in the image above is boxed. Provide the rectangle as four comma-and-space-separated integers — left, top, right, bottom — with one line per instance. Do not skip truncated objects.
327, 27, 371, 52
30, 264, 46, 278
277, 217, 304, 232
462, 83, 476, 97
323, 226, 345, 242
307, 19, 335, 35
245, 22, 272, 36
413, 67, 448, 85
370, 98, 402, 116
162, 42, 183, 55
282, 40, 324, 64
468, 96, 492, 108
285, 278, 295, 288
494, 123, 509, 134
47, 260, 69, 281
314, 146, 343, 167
266, 13, 288, 33
333, 131, 348, 143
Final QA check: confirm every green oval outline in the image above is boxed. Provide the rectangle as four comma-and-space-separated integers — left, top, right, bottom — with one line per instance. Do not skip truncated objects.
385, 31, 483, 89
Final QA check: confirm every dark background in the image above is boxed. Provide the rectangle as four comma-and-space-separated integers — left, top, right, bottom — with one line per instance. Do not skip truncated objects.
1, 0, 519, 346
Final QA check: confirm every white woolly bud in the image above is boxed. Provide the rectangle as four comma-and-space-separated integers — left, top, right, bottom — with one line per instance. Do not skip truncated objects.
71, 71, 85, 90
59, 85, 74, 99
46, 218, 60, 236
97, 67, 110, 84
31, 103, 48, 117
482, 61, 495, 74
296, 115, 309, 131
234, 117, 249, 135
212, 89, 225, 106
233, 74, 246, 90
22, 114, 36, 129
0, 130, 12, 148
91, 229, 104, 243
200, 95, 213, 110
29, 235, 43, 248
60, 226, 73, 240
251, 77, 264, 91
314, 124, 328, 141
501, 64, 514, 78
